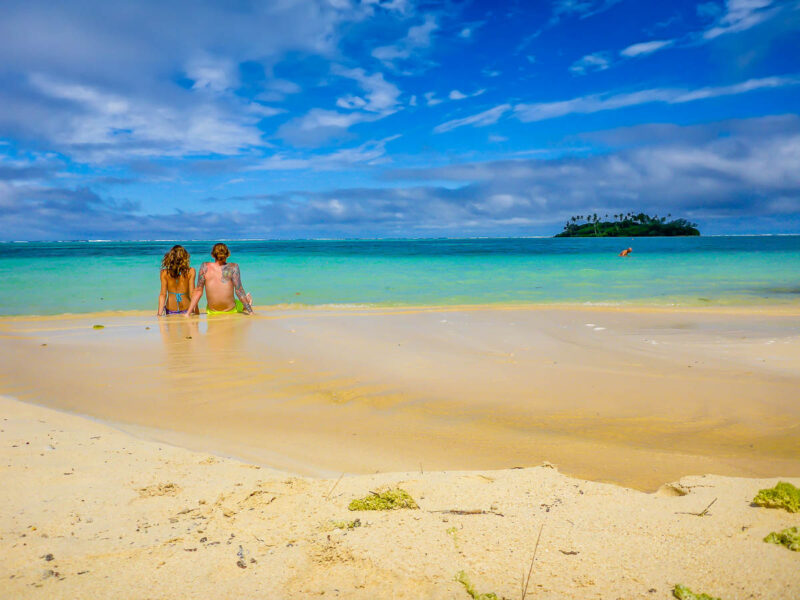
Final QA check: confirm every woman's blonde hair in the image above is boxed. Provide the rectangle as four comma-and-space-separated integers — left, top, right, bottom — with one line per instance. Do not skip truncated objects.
161, 245, 191, 279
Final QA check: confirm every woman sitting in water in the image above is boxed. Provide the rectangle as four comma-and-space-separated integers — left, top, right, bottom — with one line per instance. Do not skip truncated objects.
157, 245, 198, 316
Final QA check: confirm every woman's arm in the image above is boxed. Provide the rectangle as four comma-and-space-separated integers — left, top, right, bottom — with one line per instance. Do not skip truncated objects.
184, 263, 206, 316
188, 267, 199, 315
157, 270, 167, 316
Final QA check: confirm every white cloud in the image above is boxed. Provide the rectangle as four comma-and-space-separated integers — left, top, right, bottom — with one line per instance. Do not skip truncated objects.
550, 0, 623, 24
457, 20, 485, 39
185, 56, 238, 92
514, 75, 799, 122
26, 73, 265, 159
280, 66, 401, 147
569, 52, 611, 75
620, 39, 674, 57
448, 89, 485, 101
434, 104, 511, 133
372, 14, 438, 66
703, 0, 780, 39
0, 0, 399, 166
333, 67, 401, 113
424, 92, 443, 106
276, 108, 387, 146
250, 135, 401, 171
255, 79, 302, 102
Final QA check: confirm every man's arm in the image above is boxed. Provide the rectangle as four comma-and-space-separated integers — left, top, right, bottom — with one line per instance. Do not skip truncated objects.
230, 264, 253, 314
184, 263, 207, 316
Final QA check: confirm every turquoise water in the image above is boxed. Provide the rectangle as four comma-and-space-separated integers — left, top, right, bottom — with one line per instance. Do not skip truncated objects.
1, 237, 799, 316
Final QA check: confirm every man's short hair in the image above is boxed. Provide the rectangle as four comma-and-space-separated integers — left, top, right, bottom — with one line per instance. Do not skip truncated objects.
211, 243, 230, 261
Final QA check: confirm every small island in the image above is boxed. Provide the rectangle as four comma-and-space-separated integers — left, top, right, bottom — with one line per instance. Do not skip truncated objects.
555, 212, 700, 237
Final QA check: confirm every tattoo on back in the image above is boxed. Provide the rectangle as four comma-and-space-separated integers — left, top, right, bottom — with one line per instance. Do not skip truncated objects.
223, 263, 252, 313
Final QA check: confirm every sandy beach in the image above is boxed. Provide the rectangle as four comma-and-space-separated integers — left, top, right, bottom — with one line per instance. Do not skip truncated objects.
1, 394, 798, 599
1, 305, 799, 597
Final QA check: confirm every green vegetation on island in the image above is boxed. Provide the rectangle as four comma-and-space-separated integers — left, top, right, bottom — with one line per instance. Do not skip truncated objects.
555, 212, 700, 237
752, 481, 800, 513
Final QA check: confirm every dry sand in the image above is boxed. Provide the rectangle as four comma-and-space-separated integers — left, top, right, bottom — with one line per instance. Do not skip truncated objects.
1, 395, 798, 599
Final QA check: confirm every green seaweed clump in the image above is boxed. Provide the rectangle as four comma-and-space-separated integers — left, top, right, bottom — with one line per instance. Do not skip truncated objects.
672, 584, 720, 600
455, 571, 500, 600
331, 518, 361, 530
752, 481, 800, 513
348, 488, 419, 511
92, 324, 105, 329
764, 526, 800, 551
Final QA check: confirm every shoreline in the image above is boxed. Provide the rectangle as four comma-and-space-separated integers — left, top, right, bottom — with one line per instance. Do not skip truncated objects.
2, 299, 799, 322
1, 394, 797, 598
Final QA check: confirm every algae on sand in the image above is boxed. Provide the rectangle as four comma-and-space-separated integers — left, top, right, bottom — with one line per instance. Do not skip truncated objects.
348, 488, 419, 511
455, 571, 501, 600
752, 481, 800, 513
764, 526, 800, 551
672, 584, 721, 600
330, 518, 361, 530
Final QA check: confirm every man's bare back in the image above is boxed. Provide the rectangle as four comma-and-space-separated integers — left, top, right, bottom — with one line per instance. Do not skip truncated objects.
186, 244, 253, 315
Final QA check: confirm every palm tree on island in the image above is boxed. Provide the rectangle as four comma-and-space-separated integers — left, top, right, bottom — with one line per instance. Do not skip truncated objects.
555, 212, 700, 237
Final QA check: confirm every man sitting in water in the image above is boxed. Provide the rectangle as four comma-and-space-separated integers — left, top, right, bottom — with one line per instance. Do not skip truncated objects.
185, 243, 253, 315
619, 247, 633, 257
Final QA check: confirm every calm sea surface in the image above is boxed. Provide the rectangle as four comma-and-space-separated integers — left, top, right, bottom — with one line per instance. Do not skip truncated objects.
1, 237, 799, 316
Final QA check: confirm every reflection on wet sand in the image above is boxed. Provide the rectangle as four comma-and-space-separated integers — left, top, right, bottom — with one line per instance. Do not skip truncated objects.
156, 315, 255, 405
1, 306, 799, 489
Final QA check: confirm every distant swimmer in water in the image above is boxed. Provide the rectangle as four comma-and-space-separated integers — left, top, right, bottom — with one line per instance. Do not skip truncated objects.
619, 247, 632, 257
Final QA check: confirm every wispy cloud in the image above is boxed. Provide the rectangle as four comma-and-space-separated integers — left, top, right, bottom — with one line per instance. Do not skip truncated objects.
280, 66, 402, 147
249, 135, 401, 171
372, 14, 438, 67
334, 67, 401, 113
703, 0, 781, 39
448, 89, 486, 101
514, 76, 799, 121
550, 0, 623, 24
433, 104, 511, 133
620, 39, 674, 57
569, 52, 612, 75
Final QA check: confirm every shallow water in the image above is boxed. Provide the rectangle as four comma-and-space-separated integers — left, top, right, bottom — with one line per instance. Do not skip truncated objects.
1, 236, 799, 315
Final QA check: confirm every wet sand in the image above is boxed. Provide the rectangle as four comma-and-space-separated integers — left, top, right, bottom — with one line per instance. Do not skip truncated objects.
1, 305, 799, 490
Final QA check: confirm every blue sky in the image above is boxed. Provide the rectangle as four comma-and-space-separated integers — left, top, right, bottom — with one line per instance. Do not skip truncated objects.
1, 0, 799, 240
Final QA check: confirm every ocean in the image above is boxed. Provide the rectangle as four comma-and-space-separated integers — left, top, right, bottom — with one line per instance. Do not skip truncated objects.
1, 236, 799, 316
